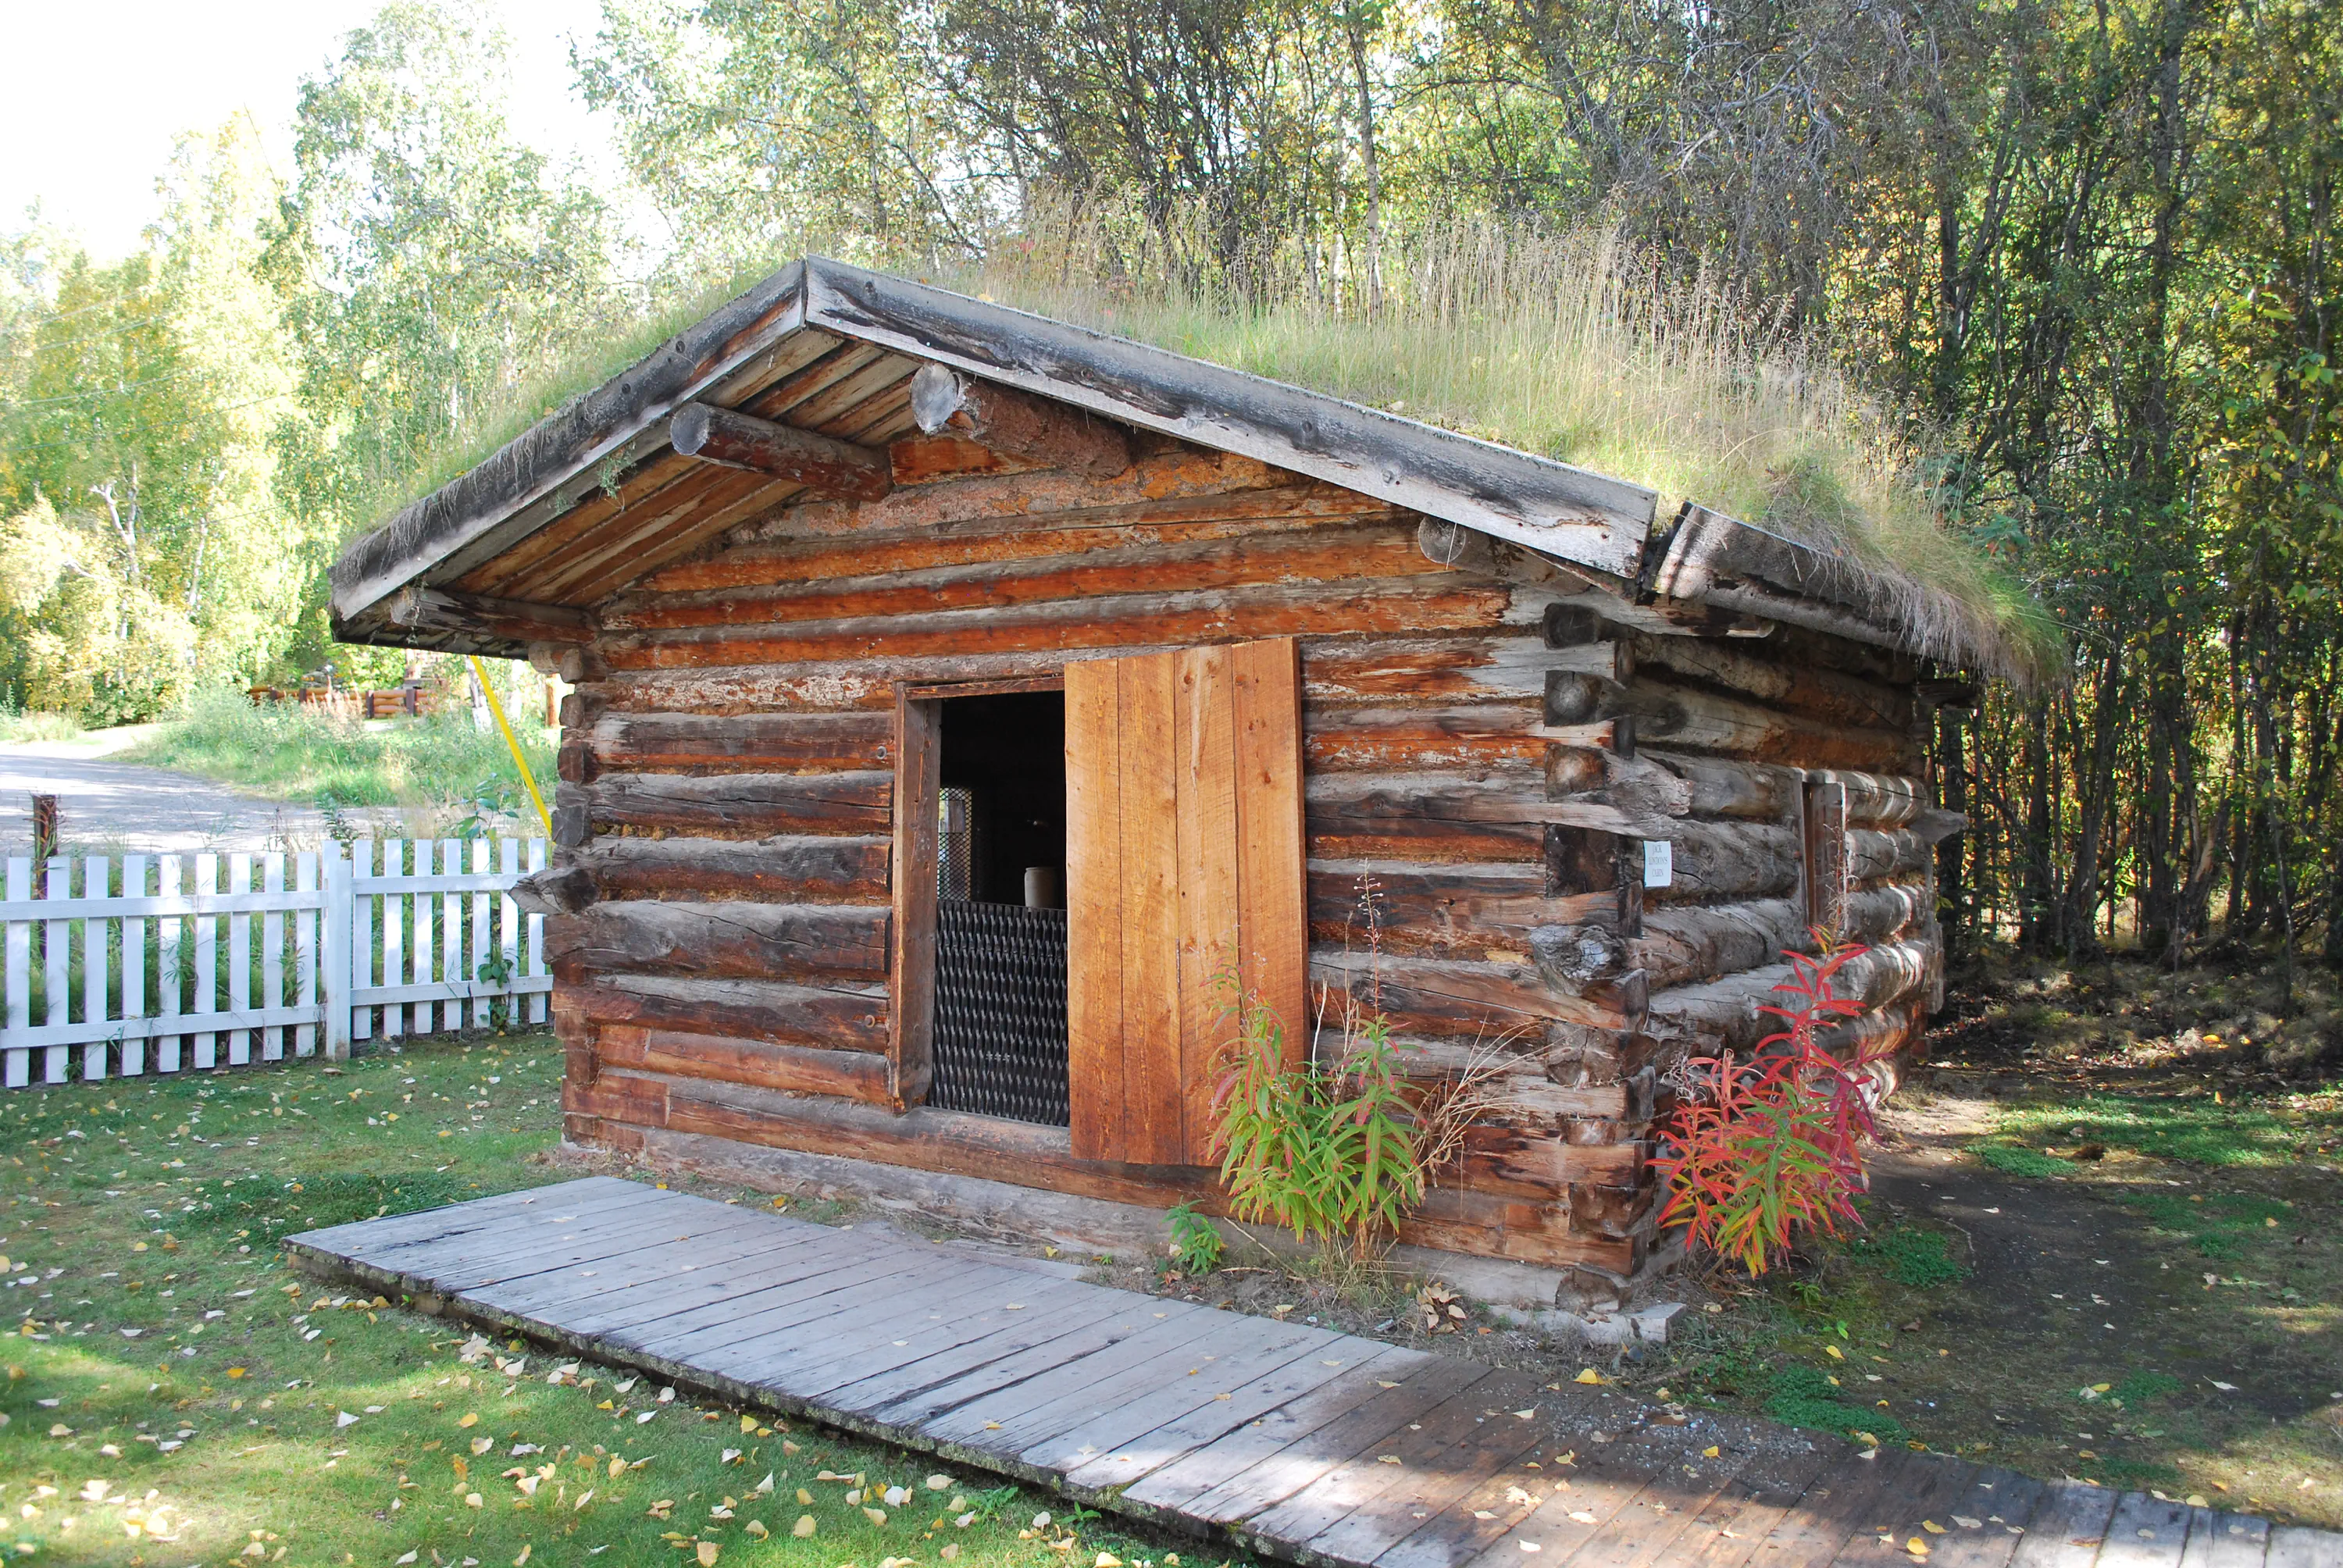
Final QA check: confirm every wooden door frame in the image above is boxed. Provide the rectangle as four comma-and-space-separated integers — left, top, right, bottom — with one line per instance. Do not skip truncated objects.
887, 672, 1067, 1110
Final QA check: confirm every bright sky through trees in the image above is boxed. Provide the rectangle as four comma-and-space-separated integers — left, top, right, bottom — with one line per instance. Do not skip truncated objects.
0, 0, 608, 262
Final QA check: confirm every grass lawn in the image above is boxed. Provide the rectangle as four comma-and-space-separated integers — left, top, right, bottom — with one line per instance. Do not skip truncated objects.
1592, 955, 2343, 1529
113, 689, 556, 836
0, 1035, 1227, 1568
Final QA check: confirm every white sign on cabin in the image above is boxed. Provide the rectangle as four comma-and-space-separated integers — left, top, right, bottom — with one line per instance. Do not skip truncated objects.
1642, 839, 1674, 889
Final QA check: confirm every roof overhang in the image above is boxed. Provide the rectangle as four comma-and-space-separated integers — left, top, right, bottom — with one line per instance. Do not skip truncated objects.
329, 258, 1660, 652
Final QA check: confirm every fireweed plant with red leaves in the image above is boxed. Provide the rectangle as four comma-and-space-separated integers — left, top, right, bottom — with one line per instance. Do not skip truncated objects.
1650, 943, 1899, 1275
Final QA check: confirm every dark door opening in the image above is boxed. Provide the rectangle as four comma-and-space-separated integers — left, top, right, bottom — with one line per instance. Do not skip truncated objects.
927, 690, 1071, 1126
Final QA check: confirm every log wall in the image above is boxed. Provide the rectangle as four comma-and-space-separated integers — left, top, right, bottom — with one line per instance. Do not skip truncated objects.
542, 433, 1945, 1294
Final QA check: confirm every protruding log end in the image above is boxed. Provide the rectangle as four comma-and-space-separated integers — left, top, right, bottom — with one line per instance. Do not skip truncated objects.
510, 863, 598, 917
908, 361, 1130, 478
669, 401, 893, 501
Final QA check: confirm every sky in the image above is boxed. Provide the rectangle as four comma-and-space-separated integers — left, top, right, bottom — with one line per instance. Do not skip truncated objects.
1, 0, 615, 262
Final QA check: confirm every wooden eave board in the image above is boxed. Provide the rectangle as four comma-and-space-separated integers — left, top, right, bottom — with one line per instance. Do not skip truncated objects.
329, 258, 1675, 653
287, 1181, 2336, 1568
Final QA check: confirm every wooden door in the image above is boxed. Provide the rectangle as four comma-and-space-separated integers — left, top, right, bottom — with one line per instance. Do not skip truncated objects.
1065, 638, 1307, 1165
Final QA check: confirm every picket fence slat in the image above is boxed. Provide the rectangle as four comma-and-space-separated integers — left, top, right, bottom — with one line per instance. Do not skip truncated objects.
0, 839, 551, 1087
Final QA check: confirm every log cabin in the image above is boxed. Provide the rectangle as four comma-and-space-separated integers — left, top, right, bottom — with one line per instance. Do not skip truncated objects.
329, 258, 1988, 1310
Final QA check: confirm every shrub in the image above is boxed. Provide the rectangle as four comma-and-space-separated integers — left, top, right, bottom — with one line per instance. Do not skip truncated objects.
1210, 983, 1424, 1251
1163, 1199, 1225, 1276
1649, 945, 1892, 1274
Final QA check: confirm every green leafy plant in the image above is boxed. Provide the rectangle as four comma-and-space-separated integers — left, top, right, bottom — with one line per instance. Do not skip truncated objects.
1163, 1199, 1225, 1277
1209, 979, 1425, 1250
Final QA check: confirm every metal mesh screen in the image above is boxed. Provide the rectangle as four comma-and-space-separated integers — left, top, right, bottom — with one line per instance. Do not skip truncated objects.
929, 899, 1070, 1126
938, 787, 974, 901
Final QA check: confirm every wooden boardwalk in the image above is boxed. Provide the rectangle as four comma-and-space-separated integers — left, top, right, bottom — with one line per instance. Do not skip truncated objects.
287, 1177, 2339, 1568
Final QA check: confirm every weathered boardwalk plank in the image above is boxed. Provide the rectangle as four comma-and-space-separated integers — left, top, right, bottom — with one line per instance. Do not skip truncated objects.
287, 1178, 2340, 1568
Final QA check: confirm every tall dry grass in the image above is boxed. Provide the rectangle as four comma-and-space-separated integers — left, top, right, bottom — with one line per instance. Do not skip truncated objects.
952, 197, 2057, 682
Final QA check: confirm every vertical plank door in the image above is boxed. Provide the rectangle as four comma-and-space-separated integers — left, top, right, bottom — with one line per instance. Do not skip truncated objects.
1065, 637, 1307, 1167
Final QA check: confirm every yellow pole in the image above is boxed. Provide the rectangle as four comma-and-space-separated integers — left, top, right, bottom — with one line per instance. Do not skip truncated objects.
468, 655, 554, 839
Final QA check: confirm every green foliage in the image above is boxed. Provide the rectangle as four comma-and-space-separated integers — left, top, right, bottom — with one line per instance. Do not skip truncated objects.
1209, 981, 1425, 1253
2109, 1370, 2184, 1406
119, 684, 554, 821
179, 1171, 477, 1236
1967, 1142, 2074, 1178
261, 1, 637, 544
1849, 1226, 1969, 1288
1993, 1094, 2343, 1170
1164, 1199, 1225, 1276
1762, 1366, 1910, 1445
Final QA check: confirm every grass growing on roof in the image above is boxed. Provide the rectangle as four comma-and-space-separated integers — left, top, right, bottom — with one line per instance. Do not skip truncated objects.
348, 207, 2058, 684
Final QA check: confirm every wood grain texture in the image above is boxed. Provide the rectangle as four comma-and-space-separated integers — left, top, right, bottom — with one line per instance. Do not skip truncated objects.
1120, 649, 1185, 1164
890, 695, 942, 1107
1066, 656, 1126, 1161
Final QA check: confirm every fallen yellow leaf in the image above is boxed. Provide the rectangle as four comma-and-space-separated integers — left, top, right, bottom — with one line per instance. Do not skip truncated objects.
793, 1516, 817, 1538
1824, 1346, 1844, 1361
1922, 1521, 1945, 1534
1573, 1370, 1603, 1385
697, 1542, 720, 1566
458, 1413, 479, 1428
1906, 1540, 1929, 1557
1702, 1447, 1720, 1459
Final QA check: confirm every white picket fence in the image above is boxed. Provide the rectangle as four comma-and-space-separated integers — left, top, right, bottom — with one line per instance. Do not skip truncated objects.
0, 838, 552, 1089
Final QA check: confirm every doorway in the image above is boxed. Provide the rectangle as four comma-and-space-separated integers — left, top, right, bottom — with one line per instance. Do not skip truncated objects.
903, 686, 1070, 1126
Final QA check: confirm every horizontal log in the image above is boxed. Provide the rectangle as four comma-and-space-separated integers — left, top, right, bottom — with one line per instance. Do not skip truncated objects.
669, 401, 893, 501
1307, 769, 1678, 839
1632, 885, 1931, 990
1311, 951, 1634, 1038
576, 835, 889, 902
1646, 819, 1803, 903
596, 1023, 890, 1104
583, 772, 892, 836
584, 711, 891, 774
1846, 827, 1935, 882
1303, 704, 1550, 773
1309, 814, 1546, 865
615, 495, 1386, 606
1307, 860, 1614, 956
571, 973, 887, 1052
600, 1069, 1634, 1269
1643, 932, 1940, 1052
1804, 769, 1945, 832
509, 864, 597, 917
546, 900, 888, 984
596, 633, 1567, 715
1628, 677, 1917, 771
719, 447, 1290, 549
1628, 633, 1913, 731
1635, 750, 1799, 823
606, 519, 1441, 633
910, 362, 1132, 478
389, 586, 596, 646
885, 433, 1022, 484
607, 579, 1518, 669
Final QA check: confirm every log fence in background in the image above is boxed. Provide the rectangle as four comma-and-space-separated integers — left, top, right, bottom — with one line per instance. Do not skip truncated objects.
0, 839, 550, 1089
